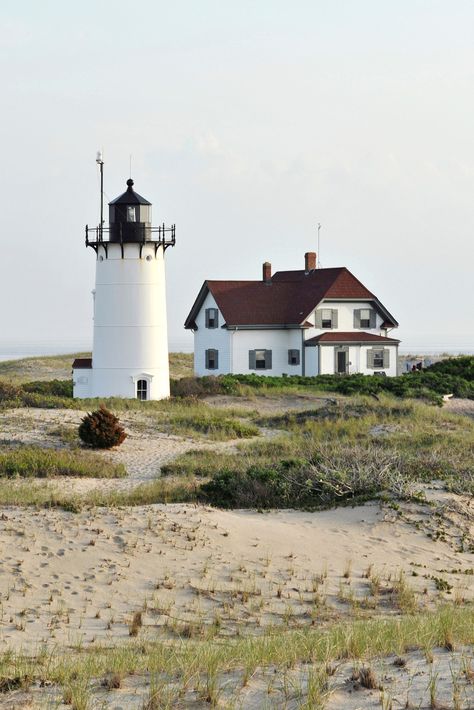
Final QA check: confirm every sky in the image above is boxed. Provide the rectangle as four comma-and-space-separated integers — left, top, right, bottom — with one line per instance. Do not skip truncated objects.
0, 0, 473, 354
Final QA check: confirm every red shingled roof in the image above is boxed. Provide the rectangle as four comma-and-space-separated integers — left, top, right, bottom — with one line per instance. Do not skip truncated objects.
72, 358, 92, 369
305, 332, 400, 346
185, 266, 397, 329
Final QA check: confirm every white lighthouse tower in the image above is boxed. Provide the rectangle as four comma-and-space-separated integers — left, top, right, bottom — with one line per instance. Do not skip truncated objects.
73, 161, 176, 400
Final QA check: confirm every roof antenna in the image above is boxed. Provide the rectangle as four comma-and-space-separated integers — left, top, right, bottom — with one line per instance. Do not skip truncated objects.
317, 223, 322, 268
129, 154, 132, 179
96, 150, 104, 241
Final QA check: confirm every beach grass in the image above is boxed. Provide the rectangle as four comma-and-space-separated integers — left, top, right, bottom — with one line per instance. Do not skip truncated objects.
0, 447, 126, 479
0, 351, 193, 383
1, 605, 473, 708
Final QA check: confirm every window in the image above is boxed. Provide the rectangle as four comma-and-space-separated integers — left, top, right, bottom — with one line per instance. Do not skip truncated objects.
255, 350, 266, 369
205, 349, 218, 370
321, 309, 333, 328
288, 349, 300, 365
354, 308, 375, 329
205, 308, 219, 329
127, 206, 137, 223
249, 349, 272, 370
316, 308, 338, 329
373, 350, 384, 368
367, 348, 389, 369
137, 379, 148, 400
360, 308, 371, 328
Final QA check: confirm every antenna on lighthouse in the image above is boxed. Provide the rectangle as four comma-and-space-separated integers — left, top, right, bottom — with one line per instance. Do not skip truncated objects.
317, 222, 322, 268
96, 151, 104, 242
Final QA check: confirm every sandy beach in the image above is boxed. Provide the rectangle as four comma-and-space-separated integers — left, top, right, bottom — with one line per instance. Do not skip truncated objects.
0, 397, 472, 707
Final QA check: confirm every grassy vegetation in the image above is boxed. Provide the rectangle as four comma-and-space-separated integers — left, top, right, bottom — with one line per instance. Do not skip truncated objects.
0, 352, 90, 383
0, 447, 126, 479
164, 396, 474, 509
0, 606, 472, 707
1, 355, 472, 413
0, 394, 470, 511
0, 351, 193, 383
150, 401, 259, 440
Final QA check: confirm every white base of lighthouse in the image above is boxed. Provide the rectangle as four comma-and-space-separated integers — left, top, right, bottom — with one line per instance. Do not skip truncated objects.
73, 242, 171, 401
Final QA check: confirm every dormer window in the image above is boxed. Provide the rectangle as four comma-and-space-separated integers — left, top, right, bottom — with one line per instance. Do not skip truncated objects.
316, 308, 338, 329
360, 309, 371, 328
205, 308, 219, 329
321, 309, 332, 328
354, 308, 375, 329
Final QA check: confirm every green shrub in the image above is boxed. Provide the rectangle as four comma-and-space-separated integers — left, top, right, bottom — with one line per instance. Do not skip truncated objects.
22, 379, 73, 397
170, 376, 227, 398
199, 446, 406, 509
426, 356, 474, 380
78, 405, 127, 449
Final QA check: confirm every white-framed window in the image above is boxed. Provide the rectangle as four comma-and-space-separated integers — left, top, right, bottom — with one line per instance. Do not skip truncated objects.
367, 348, 389, 369
205, 308, 219, 329
137, 379, 148, 400
288, 349, 300, 365
249, 349, 272, 370
205, 349, 219, 370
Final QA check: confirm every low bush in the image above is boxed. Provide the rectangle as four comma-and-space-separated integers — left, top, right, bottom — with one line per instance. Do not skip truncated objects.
22, 379, 73, 398
169, 363, 474, 403
0, 447, 126, 478
79, 405, 127, 449
199, 446, 408, 509
0, 378, 75, 409
170, 376, 229, 398
426, 355, 474, 380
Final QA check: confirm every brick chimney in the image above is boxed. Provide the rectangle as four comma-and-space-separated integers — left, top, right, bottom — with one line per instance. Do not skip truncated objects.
305, 252, 317, 272
262, 261, 272, 283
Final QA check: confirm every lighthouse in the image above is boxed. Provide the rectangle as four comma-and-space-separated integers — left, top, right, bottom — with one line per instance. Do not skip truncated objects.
73, 161, 176, 400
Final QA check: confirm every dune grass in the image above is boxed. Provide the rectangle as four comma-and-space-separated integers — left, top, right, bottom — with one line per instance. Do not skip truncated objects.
164, 396, 474, 508
0, 447, 126, 479
0, 395, 470, 511
0, 605, 472, 707
0, 351, 193, 383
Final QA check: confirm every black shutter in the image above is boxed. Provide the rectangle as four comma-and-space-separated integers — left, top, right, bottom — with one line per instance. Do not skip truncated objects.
354, 309, 361, 328
369, 310, 376, 328
214, 349, 219, 369
205, 349, 210, 368
205, 309, 210, 328
265, 350, 272, 369
249, 350, 256, 370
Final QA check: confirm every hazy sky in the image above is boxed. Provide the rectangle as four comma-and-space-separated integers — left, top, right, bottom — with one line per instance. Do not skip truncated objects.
1, 0, 473, 354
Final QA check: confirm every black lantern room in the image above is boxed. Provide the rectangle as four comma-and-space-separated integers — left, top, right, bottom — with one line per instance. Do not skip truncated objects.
85, 176, 176, 257
108, 179, 152, 243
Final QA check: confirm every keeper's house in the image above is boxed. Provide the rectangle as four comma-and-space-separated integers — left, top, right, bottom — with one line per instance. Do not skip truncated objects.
184, 252, 399, 377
